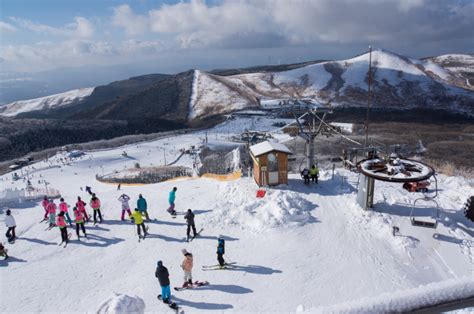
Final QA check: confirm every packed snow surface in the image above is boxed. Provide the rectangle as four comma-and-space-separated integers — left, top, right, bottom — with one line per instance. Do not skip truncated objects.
0, 87, 94, 117
1, 116, 473, 312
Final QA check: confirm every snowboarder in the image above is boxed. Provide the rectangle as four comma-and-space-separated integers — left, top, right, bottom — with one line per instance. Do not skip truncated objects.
310, 164, 319, 184
76, 197, 90, 222
184, 209, 197, 241
0, 243, 8, 259
59, 198, 73, 226
131, 208, 148, 238
5, 209, 16, 243
85, 186, 92, 195
41, 196, 49, 220
137, 194, 150, 221
167, 187, 177, 215
47, 199, 57, 227
155, 260, 172, 303
216, 237, 225, 267
181, 249, 193, 287
301, 168, 310, 184
90, 193, 103, 224
56, 212, 69, 244
73, 207, 87, 239
118, 194, 132, 220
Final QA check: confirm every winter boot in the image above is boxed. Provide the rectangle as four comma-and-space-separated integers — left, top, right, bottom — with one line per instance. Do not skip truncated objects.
188, 279, 193, 286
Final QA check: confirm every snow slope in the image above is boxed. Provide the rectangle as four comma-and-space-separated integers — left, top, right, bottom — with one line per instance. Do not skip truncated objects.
0, 87, 94, 117
1, 117, 473, 313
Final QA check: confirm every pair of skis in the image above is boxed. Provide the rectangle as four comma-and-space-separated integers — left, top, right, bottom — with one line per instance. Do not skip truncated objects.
58, 232, 72, 248
201, 262, 237, 271
138, 226, 150, 242
186, 228, 203, 242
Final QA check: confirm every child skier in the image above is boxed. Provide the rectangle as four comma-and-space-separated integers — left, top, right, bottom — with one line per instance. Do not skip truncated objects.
5, 209, 16, 243
217, 237, 225, 267
90, 193, 103, 224
155, 260, 171, 304
0, 243, 8, 259
41, 196, 49, 220
118, 194, 132, 220
73, 207, 87, 239
184, 209, 197, 241
46, 199, 57, 228
137, 194, 150, 221
76, 197, 89, 222
181, 249, 193, 287
56, 212, 69, 244
59, 198, 73, 226
167, 187, 177, 215
131, 208, 148, 239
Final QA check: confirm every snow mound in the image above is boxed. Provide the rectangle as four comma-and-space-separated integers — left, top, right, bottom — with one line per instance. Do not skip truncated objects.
300, 276, 474, 313
207, 180, 315, 230
97, 293, 145, 314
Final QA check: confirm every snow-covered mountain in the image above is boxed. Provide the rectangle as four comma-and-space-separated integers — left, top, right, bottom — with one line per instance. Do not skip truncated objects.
189, 50, 474, 119
0, 87, 94, 117
428, 54, 474, 90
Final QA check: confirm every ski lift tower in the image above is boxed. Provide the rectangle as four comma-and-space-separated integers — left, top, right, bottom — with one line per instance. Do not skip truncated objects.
293, 99, 333, 169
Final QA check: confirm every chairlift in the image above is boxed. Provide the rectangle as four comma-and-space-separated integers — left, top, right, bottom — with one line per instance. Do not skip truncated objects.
409, 175, 439, 228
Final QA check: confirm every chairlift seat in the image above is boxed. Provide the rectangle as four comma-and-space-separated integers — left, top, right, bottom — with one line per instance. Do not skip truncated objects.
410, 197, 439, 229
411, 217, 437, 228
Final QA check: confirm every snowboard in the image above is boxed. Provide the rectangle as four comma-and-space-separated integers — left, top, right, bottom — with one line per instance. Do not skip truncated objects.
157, 294, 180, 312
174, 280, 209, 291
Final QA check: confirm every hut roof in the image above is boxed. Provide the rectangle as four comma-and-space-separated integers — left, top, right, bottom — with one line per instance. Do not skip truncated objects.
249, 141, 292, 157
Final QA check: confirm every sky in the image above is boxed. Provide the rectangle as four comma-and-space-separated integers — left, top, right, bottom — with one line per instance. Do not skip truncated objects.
1, 0, 474, 74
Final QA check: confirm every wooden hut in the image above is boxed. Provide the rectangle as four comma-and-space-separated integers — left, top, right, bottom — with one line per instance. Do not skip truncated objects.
249, 141, 292, 186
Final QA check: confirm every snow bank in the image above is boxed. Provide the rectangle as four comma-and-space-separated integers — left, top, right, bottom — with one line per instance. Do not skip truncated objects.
207, 180, 315, 230
298, 277, 474, 313
97, 293, 145, 314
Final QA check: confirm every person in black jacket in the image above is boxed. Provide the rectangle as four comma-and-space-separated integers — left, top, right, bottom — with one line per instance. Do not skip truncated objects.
155, 260, 171, 303
184, 209, 197, 241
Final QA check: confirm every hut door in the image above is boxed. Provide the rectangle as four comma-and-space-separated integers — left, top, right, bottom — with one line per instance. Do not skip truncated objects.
267, 153, 279, 184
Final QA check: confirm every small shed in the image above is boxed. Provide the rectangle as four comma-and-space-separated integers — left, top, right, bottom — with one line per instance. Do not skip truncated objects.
249, 141, 292, 186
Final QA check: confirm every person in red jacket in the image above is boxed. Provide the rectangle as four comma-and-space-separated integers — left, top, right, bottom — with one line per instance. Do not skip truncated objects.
56, 212, 69, 244
76, 196, 90, 222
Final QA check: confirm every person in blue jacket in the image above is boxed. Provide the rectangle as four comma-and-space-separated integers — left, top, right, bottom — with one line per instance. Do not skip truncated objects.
137, 194, 150, 220
155, 260, 171, 303
217, 237, 225, 267
167, 187, 177, 215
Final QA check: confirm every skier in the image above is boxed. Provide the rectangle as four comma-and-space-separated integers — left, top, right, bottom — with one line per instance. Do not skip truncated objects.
216, 237, 225, 268
155, 260, 171, 304
76, 197, 90, 222
41, 196, 49, 220
301, 168, 310, 184
310, 164, 319, 184
117, 183, 121, 191
90, 193, 103, 224
181, 249, 193, 287
73, 206, 87, 239
56, 212, 69, 244
59, 198, 73, 226
167, 187, 177, 215
118, 194, 132, 220
85, 186, 92, 195
137, 194, 150, 221
5, 209, 16, 243
184, 209, 197, 241
46, 199, 57, 228
130, 208, 148, 238
0, 242, 8, 259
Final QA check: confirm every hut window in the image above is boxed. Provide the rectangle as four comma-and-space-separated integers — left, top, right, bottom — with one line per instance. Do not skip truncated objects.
267, 153, 278, 172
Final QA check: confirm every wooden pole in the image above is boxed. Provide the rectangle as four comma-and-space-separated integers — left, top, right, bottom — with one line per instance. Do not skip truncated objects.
365, 46, 373, 148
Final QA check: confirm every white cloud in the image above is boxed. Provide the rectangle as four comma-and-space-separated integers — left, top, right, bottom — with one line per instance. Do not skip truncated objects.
9, 16, 95, 38
112, 4, 148, 36
0, 21, 18, 33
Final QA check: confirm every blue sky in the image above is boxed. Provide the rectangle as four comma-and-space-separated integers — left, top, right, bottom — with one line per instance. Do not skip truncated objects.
1, 0, 473, 74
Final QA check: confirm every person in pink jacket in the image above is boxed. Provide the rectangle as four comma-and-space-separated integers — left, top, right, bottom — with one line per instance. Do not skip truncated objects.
41, 196, 49, 220
76, 197, 90, 223
181, 249, 194, 287
47, 199, 57, 227
89, 193, 103, 224
73, 207, 87, 239
56, 212, 69, 244
59, 198, 73, 226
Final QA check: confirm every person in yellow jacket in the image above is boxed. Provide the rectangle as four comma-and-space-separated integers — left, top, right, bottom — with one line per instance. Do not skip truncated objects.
310, 165, 319, 183
131, 208, 148, 239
